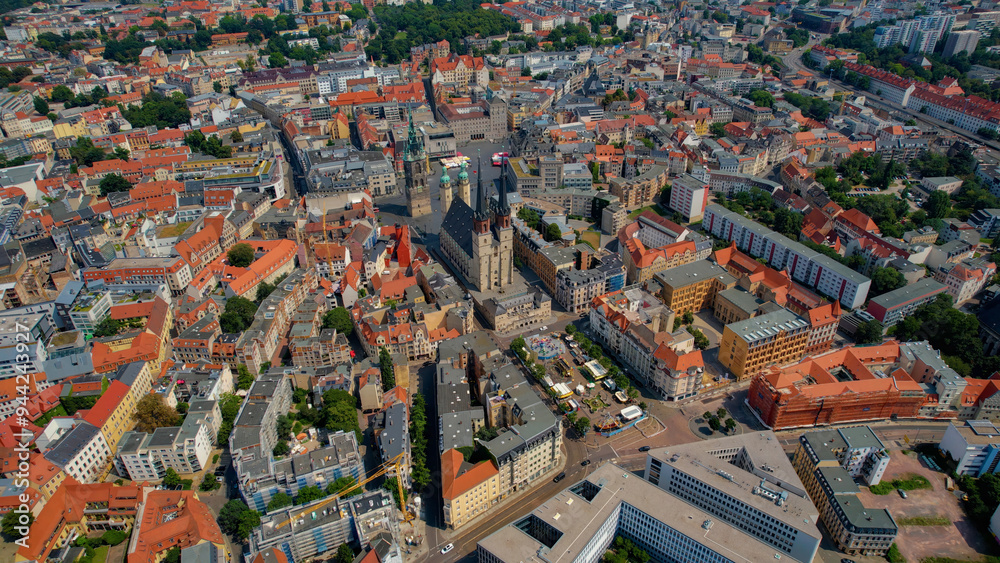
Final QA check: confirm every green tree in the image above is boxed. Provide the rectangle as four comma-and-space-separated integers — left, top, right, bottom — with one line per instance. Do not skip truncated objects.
870, 267, 906, 297
163, 468, 182, 487
1, 510, 33, 541
236, 364, 255, 390
716, 408, 727, 419
335, 544, 354, 563
382, 477, 407, 509
544, 222, 562, 242
99, 173, 131, 196
378, 347, 395, 391
854, 319, 884, 344
708, 417, 722, 432
925, 190, 951, 218
200, 474, 220, 491
747, 89, 775, 108
230, 130, 244, 143
266, 492, 292, 510
709, 122, 726, 137
574, 416, 591, 436
217, 500, 260, 541
32, 95, 48, 115
725, 418, 737, 432
322, 307, 353, 335
113, 147, 130, 161
268, 52, 288, 67
273, 441, 291, 456
69, 137, 108, 166
220, 296, 257, 333
227, 243, 255, 267
213, 81, 223, 93
133, 394, 180, 433
296, 485, 326, 504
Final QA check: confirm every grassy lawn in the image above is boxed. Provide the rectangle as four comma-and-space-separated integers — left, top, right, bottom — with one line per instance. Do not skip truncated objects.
92, 545, 110, 563
584, 397, 609, 411
628, 204, 666, 219
897, 515, 951, 526
34, 405, 68, 426
579, 231, 601, 250
159, 222, 191, 237
869, 473, 932, 495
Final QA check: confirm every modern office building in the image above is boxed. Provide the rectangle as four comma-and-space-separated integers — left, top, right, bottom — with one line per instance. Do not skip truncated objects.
477, 432, 822, 563
940, 420, 1000, 476
719, 308, 811, 379
793, 428, 897, 556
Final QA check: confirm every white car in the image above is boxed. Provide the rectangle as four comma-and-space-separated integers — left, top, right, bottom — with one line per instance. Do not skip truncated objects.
441, 544, 455, 554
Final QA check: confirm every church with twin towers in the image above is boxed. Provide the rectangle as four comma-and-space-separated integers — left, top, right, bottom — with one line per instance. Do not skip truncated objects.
435, 152, 515, 293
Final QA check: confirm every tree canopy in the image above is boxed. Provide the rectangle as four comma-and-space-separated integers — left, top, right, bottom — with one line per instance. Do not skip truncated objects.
133, 394, 181, 433
227, 243, 256, 267
220, 296, 257, 333
99, 173, 131, 196
322, 307, 353, 336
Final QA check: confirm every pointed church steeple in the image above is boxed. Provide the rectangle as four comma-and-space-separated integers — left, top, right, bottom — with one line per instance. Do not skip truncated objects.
473, 151, 490, 234
405, 108, 423, 160
495, 149, 511, 230
497, 149, 510, 216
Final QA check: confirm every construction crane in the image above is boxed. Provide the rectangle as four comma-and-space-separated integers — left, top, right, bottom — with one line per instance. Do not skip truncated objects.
275, 451, 411, 529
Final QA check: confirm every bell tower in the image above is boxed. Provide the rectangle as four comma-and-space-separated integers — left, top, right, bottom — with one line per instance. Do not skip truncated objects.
404, 109, 432, 217
440, 165, 453, 214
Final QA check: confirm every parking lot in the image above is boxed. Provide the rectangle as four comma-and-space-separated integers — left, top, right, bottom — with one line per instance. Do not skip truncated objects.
857, 451, 992, 563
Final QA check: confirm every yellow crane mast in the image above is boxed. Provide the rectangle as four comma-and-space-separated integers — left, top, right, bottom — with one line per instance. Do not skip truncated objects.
275, 452, 411, 529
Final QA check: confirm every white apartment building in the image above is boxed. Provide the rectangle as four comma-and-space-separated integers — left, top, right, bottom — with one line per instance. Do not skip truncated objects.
43, 422, 112, 484
669, 174, 709, 221
114, 402, 218, 480
703, 204, 871, 308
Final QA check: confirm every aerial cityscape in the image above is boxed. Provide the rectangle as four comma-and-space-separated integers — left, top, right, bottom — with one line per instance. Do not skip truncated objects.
0, 0, 999, 562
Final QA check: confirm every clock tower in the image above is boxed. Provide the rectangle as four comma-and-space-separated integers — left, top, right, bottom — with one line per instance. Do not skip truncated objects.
404, 109, 432, 217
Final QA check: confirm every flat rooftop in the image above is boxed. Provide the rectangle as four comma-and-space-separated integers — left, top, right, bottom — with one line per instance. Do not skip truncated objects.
478, 460, 817, 563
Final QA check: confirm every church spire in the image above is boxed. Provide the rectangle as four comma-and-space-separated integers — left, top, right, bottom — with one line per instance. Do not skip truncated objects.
406, 107, 422, 160
497, 148, 510, 216
473, 151, 490, 234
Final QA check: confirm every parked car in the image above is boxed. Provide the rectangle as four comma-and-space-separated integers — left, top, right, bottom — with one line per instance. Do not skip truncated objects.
897, 489, 908, 499
581, 460, 591, 466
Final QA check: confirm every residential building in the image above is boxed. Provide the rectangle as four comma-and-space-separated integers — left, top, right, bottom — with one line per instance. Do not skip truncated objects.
114, 399, 219, 481
943, 30, 980, 57
129, 490, 230, 563
792, 428, 897, 556
240, 432, 364, 512
866, 278, 947, 327
621, 239, 700, 285
42, 421, 112, 484
441, 448, 501, 529
374, 401, 411, 487
668, 174, 710, 221
934, 258, 997, 305
653, 261, 737, 315
608, 166, 668, 207
704, 204, 872, 308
